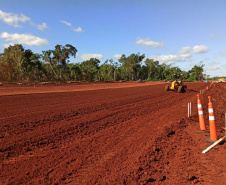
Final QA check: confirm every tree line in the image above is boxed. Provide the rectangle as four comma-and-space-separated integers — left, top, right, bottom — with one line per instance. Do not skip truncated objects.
0, 44, 205, 82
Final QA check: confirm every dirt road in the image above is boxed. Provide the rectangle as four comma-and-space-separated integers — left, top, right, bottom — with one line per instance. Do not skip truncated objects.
0, 82, 225, 184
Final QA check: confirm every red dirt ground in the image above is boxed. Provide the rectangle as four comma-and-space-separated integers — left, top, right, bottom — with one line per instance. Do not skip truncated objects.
0, 82, 225, 185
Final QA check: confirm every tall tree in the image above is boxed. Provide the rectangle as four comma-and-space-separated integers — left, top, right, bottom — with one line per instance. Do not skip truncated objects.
68, 63, 81, 81
80, 58, 100, 81
27, 53, 43, 81
190, 63, 205, 81
145, 59, 159, 80
119, 53, 145, 81
53, 44, 78, 80
99, 59, 116, 81
42, 50, 58, 79
53, 44, 77, 68
0, 44, 25, 81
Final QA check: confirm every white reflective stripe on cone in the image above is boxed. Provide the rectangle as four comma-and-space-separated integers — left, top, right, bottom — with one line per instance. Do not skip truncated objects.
198, 111, 203, 114
208, 108, 214, 113
209, 116, 215, 120
197, 104, 202, 108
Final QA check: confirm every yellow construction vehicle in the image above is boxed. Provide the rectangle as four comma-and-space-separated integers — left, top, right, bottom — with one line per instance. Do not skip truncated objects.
165, 74, 187, 93
217, 78, 225, 83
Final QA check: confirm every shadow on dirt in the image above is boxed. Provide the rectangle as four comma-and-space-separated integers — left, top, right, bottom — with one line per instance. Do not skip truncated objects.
185, 89, 198, 93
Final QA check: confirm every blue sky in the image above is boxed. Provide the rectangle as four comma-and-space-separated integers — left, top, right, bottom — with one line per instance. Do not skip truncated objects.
0, 0, 226, 77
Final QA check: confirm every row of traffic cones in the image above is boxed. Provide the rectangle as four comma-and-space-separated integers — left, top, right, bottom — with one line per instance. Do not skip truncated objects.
197, 94, 218, 143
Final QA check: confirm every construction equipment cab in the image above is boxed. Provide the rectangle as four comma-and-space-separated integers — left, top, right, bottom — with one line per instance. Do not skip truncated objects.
165, 74, 187, 93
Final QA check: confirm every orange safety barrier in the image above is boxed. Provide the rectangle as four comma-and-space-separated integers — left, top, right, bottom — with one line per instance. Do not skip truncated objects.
207, 96, 218, 142
197, 94, 206, 131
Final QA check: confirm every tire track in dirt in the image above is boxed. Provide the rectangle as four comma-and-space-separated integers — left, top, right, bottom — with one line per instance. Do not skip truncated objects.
65, 91, 203, 184
0, 82, 164, 96
1, 88, 176, 157
0, 82, 207, 184
0, 84, 171, 131
0, 85, 162, 122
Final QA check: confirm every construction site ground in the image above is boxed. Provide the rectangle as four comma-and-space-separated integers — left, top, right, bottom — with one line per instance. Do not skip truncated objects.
0, 81, 225, 185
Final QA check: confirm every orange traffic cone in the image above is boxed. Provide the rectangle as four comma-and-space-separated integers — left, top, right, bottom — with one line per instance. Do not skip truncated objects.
206, 96, 218, 143
197, 94, 206, 131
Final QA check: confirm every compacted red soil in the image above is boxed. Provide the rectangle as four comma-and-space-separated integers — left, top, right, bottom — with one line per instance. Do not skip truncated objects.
0, 82, 225, 184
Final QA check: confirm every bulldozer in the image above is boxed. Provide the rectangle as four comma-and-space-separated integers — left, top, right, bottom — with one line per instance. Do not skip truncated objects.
165, 74, 187, 93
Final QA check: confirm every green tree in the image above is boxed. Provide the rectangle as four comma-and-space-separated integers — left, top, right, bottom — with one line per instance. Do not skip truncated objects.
68, 63, 81, 81
119, 53, 145, 81
0, 44, 25, 81
138, 65, 149, 80
145, 59, 159, 80
53, 44, 77, 67
80, 58, 100, 81
53, 44, 78, 80
27, 53, 44, 81
189, 63, 205, 81
161, 63, 172, 81
99, 59, 116, 81
21, 49, 43, 81
0, 53, 6, 81
42, 50, 58, 80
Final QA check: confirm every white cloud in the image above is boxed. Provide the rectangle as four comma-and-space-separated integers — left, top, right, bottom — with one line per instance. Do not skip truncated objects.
37, 23, 47, 31
0, 10, 30, 27
30, 22, 47, 31
193, 45, 209, 54
147, 45, 209, 65
0, 10, 47, 30
205, 63, 226, 77
1, 32, 49, 46
78, 53, 103, 61
3, 42, 15, 48
178, 53, 192, 59
178, 46, 192, 59
207, 64, 221, 70
151, 55, 178, 65
113, 54, 122, 59
60, 20, 71, 26
179, 47, 191, 54
60, 20, 83, 32
149, 46, 192, 65
136, 37, 164, 48
73, 27, 83, 32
